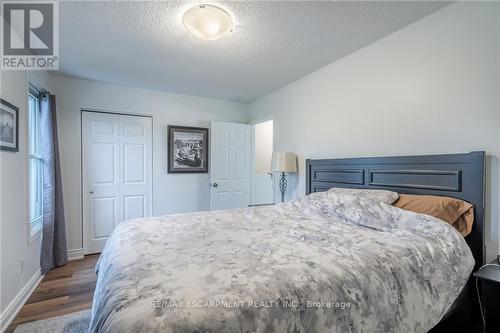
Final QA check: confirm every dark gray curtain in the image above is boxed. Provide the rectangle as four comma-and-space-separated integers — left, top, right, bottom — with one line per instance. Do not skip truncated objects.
40, 93, 67, 274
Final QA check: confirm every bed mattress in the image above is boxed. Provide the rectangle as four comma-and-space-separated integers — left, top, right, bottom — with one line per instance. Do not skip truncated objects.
89, 190, 473, 333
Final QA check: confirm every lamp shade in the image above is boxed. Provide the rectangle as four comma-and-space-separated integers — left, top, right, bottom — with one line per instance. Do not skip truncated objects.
271, 152, 297, 173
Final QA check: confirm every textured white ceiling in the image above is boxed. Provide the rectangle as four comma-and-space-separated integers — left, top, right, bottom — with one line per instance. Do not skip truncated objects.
58, 1, 450, 102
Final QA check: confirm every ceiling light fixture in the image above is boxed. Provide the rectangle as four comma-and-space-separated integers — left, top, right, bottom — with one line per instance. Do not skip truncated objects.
183, 4, 233, 41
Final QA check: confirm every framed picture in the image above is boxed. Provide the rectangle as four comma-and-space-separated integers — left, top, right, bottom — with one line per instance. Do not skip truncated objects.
0, 99, 19, 152
168, 125, 209, 173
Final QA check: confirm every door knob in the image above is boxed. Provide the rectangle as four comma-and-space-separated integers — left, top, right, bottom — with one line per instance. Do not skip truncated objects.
89, 191, 94, 194
212, 183, 218, 188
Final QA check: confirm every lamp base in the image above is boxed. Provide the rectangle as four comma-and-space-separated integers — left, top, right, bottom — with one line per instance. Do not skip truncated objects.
279, 172, 287, 202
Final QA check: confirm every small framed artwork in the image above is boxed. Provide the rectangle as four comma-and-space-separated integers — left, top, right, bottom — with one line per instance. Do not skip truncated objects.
0, 99, 19, 152
167, 125, 209, 173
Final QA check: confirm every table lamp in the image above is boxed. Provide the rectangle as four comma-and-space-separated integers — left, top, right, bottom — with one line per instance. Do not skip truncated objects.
271, 152, 297, 202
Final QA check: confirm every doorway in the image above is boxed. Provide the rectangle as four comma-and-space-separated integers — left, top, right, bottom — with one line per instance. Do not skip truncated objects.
252, 120, 274, 205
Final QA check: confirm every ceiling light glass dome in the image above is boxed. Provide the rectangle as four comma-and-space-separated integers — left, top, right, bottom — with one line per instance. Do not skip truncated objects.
183, 4, 233, 41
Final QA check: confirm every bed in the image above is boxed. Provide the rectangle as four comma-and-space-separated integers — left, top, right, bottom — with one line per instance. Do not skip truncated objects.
89, 151, 485, 333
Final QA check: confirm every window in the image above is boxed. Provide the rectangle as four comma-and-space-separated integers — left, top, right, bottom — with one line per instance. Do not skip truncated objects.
29, 90, 43, 237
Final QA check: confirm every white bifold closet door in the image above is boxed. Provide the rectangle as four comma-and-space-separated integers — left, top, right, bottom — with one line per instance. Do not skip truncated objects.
82, 111, 152, 254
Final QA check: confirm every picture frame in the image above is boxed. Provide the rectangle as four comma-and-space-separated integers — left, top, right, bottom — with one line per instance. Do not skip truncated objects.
0, 99, 19, 152
167, 125, 209, 173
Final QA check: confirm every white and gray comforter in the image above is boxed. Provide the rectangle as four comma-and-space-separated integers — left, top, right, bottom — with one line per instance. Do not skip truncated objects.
90, 189, 474, 333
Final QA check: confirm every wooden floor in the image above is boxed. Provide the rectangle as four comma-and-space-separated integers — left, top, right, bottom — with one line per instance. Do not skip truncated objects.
6, 254, 99, 333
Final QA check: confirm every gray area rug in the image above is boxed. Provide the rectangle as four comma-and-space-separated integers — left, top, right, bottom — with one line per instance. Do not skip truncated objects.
14, 310, 90, 333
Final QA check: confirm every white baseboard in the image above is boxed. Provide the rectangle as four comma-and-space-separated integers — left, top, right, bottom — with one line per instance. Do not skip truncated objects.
0, 268, 43, 333
67, 248, 84, 261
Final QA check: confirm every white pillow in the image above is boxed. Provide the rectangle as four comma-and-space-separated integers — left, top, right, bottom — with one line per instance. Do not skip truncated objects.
325, 187, 399, 204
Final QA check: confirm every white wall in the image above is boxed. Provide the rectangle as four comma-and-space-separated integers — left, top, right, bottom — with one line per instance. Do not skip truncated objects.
0, 71, 42, 322
46, 75, 247, 253
248, 2, 500, 260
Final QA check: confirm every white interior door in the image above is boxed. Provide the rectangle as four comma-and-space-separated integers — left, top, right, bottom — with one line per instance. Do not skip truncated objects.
210, 121, 251, 210
82, 111, 152, 254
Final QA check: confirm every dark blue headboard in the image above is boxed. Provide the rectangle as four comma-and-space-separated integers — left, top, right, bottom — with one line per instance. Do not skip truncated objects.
306, 151, 485, 271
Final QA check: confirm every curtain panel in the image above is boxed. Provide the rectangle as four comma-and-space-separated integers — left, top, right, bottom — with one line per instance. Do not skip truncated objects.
40, 93, 68, 274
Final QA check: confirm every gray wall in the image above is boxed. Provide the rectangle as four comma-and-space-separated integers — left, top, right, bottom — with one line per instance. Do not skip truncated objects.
247, 2, 500, 260
0, 71, 43, 320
